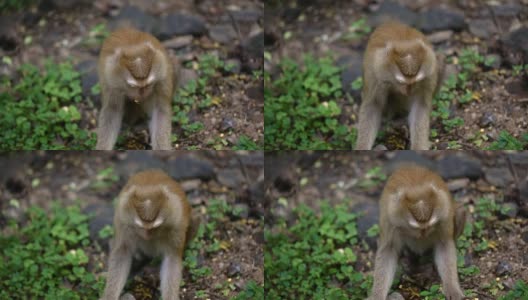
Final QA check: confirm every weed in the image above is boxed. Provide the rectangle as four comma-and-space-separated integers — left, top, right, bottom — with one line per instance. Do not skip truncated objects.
486, 131, 528, 150
233, 135, 260, 150
0, 60, 95, 149
265, 56, 356, 149
0, 203, 104, 298
233, 280, 264, 300
343, 18, 372, 41
265, 202, 368, 299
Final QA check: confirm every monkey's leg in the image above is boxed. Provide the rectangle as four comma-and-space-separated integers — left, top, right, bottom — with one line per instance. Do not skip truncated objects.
160, 253, 183, 300
434, 240, 464, 300
149, 99, 172, 150
408, 96, 431, 150
355, 87, 385, 150
369, 245, 398, 300
96, 92, 125, 150
101, 245, 132, 300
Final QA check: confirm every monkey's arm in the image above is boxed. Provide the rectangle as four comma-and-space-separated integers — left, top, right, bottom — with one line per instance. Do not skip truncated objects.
356, 82, 386, 150
408, 93, 432, 150
96, 91, 125, 150
160, 250, 183, 300
369, 238, 399, 300
101, 243, 133, 300
434, 239, 464, 300
148, 95, 172, 150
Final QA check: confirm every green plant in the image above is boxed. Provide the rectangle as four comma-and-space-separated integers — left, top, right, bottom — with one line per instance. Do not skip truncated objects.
174, 54, 232, 141
486, 131, 528, 150
500, 280, 528, 300
420, 284, 444, 300
184, 199, 238, 281
233, 280, 264, 300
343, 18, 372, 40
0, 60, 95, 149
233, 135, 260, 150
265, 202, 369, 299
91, 167, 119, 189
358, 166, 387, 189
512, 64, 528, 76
0, 0, 33, 11
265, 56, 356, 149
0, 203, 104, 299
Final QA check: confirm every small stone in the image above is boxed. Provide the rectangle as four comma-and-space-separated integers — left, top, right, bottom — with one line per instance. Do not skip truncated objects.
220, 118, 236, 132
227, 262, 242, 277
209, 24, 238, 44
168, 156, 216, 181
159, 13, 207, 39
495, 261, 512, 276
447, 178, 470, 191
469, 19, 497, 39
162, 35, 193, 49
217, 168, 245, 189
427, 30, 453, 44
479, 112, 496, 127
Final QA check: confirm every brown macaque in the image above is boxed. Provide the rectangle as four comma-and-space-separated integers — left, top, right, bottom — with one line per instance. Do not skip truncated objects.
101, 170, 196, 300
368, 165, 466, 300
355, 21, 441, 150
96, 28, 174, 150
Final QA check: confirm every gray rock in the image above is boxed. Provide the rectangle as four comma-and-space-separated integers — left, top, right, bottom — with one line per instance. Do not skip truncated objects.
437, 154, 482, 180
83, 203, 114, 250
228, 10, 262, 23
353, 201, 379, 250
217, 168, 246, 189
0, 16, 19, 53
485, 167, 513, 187
469, 19, 497, 39
209, 24, 238, 44
168, 156, 215, 181
386, 151, 436, 174
479, 112, 496, 128
220, 118, 236, 132
336, 53, 363, 101
485, 4, 522, 17
110, 6, 159, 35
75, 60, 98, 98
388, 292, 405, 300
242, 31, 264, 59
427, 30, 454, 44
495, 261, 512, 276
227, 262, 242, 277
162, 35, 193, 49
116, 151, 166, 178
501, 26, 528, 64
417, 9, 466, 33
159, 13, 207, 39
369, 1, 418, 28
498, 202, 519, 219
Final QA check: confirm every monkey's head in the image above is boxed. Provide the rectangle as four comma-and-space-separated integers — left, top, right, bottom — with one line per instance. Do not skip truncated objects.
119, 46, 156, 102
392, 184, 446, 238
388, 43, 426, 93
124, 188, 169, 239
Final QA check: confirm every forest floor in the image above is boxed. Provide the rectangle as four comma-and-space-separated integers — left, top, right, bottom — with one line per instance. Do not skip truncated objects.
264, 0, 528, 150
0, 0, 263, 150
0, 151, 264, 299
265, 151, 528, 299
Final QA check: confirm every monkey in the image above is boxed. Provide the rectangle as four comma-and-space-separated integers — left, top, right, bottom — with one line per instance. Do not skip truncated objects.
368, 165, 466, 300
355, 21, 441, 150
101, 170, 194, 300
96, 28, 174, 150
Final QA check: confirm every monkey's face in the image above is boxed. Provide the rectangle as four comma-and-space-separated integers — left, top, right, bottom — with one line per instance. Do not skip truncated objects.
389, 45, 426, 94
121, 48, 156, 102
130, 192, 166, 239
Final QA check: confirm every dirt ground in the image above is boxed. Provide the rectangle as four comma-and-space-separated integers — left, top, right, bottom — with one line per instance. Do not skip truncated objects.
1, 0, 263, 149
266, 150, 528, 299
0, 151, 264, 299
265, 0, 528, 149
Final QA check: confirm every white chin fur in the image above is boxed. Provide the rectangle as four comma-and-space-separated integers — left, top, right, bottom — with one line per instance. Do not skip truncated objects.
134, 216, 144, 227
126, 78, 139, 87
415, 70, 425, 81
152, 217, 164, 228
395, 73, 407, 84
408, 218, 420, 228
